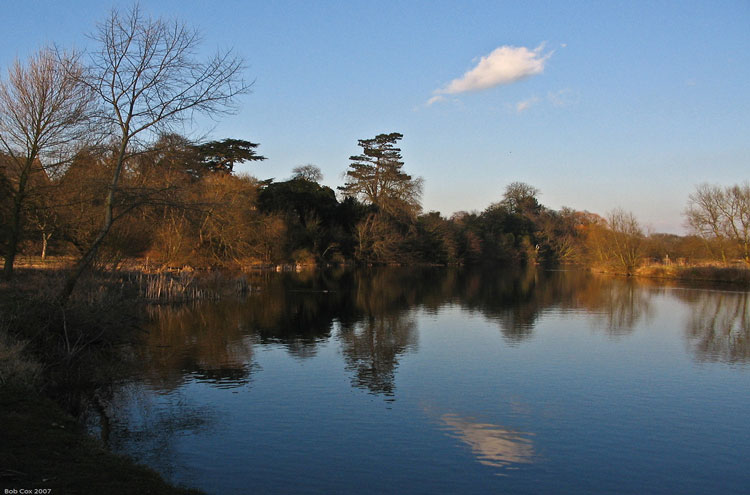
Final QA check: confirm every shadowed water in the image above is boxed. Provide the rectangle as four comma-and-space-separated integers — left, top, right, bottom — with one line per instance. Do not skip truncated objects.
89, 267, 750, 494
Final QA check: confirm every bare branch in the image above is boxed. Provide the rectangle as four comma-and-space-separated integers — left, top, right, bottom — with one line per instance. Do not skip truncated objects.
60, 5, 250, 302
0, 47, 94, 277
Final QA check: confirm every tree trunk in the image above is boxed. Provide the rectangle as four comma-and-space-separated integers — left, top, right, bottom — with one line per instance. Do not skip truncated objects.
41, 232, 51, 260
2, 217, 20, 279
58, 136, 128, 305
3, 199, 23, 279
2, 160, 31, 280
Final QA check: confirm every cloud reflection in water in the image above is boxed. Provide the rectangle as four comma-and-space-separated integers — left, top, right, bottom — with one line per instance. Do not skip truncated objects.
439, 413, 535, 474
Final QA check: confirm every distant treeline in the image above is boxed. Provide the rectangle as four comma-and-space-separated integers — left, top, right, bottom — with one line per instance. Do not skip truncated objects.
1, 129, 748, 275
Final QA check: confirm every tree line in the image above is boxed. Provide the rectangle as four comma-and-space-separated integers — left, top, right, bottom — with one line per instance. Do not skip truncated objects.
1, 5, 748, 302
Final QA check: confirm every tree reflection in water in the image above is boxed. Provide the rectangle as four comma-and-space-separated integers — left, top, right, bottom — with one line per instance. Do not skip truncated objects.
87, 265, 750, 487
135, 267, 746, 402
142, 303, 257, 390
458, 268, 653, 341
458, 267, 541, 344
96, 386, 214, 480
338, 315, 417, 398
337, 268, 431, 397
577, 276, 653, 336
675, 289, 750, 363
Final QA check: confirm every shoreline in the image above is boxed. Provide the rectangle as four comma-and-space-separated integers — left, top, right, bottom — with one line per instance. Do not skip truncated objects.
0, 388, 203, 494
0, 265, 207, 493
592, 263, 750, 287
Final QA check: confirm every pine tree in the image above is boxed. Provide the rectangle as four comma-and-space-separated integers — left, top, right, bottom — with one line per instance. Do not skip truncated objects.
339, 132, 421, 219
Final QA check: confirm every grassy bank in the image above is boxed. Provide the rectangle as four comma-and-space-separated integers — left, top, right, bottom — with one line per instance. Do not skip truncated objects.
592, 262, 750, 287
635, 263, 750, 286
0, 268, 216, 494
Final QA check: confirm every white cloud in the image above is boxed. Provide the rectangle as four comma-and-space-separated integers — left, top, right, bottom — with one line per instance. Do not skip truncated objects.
427, 95, 447, 106
515, 96, 539, 113
431, 44, 552, 101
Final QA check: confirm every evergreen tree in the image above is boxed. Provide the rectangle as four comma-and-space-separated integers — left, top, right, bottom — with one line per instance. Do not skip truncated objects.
339, 132, 421, 219
194, 138, 266, 175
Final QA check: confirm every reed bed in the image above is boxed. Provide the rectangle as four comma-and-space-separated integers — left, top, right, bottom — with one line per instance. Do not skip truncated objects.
1, 266, 256, 307
136, 270, 253, 303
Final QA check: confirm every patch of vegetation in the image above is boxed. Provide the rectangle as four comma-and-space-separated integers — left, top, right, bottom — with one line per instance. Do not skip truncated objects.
636, 263, 750, 286
0, 269, 209, 493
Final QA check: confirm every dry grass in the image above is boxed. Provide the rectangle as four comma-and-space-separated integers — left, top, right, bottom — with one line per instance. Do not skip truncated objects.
1, 264, 254, 306
11, 255, 76, 269
635, 262, 750, 286
138, 270, 252, 302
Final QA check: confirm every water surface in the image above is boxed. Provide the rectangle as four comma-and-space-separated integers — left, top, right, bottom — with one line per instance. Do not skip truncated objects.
91, 267, 750, 494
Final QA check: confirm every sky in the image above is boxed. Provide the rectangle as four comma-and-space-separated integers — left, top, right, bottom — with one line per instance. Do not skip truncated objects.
1, 0, 748, 234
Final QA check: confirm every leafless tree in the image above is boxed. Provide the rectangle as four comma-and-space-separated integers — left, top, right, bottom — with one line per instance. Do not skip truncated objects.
291, 164, 323, 182
501, 182, 541, 215
606, 209, 645, 275
685, 183, 750, 264
0, 48, 93, 278
60, 5, 250, 303
685, 184, 730, 262
726, 184, 750, 263
586, 208, 644, 275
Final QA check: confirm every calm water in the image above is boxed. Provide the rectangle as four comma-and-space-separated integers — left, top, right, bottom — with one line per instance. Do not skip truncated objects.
91, 267, 750, 494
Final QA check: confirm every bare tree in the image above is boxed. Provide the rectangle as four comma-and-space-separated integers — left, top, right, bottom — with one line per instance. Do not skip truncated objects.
587, 208, 644, 275
291, 164, 323, 182
26, 195, 59, 260
725, 184, 750, 263
501, 182, 541, 215
60, 5, 249, 303
355, 212, 403, 263
607, 208, 645, 275
685, 183, 750, 264
685, 183, 730, 262
0, 48, 92, 278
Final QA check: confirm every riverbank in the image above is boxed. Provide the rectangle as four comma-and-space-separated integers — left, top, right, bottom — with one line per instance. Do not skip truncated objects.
0, 268, 211, 494
593, 262, 750, 287
639, 263, 750, 285
0, 387, 202, 494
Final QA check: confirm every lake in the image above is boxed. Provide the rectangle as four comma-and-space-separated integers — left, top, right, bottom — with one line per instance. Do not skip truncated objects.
89, 267, 750, 494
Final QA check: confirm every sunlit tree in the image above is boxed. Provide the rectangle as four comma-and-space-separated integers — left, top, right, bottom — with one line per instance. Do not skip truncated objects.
0, 48, 93, 277
685, 182, 750, 264
339, 132, 422, 219
587, 208, 645, 275
60, 5, 250, 302
194, 138, 265, 175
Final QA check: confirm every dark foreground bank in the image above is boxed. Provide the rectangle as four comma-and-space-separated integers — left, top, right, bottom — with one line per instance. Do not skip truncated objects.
0, 388, 203, 494
0, 268, 212, 494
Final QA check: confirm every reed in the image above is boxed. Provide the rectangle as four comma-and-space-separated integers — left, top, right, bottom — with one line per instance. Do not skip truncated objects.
138, 270, 252, 303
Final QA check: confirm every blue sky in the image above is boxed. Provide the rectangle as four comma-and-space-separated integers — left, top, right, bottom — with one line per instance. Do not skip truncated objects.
2, 0, 748, 233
